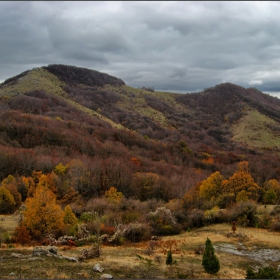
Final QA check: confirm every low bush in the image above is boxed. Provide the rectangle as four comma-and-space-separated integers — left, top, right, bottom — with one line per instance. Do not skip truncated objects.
270, 218, 280, 232
246, 266, 280, 279
184, 210, 205, 229
256, 213, 272, 229
80, 212, 96, 223
154, 224, 182, 236
86, 220, 101, 234
100, 224, 116, 236
123, 223, 151, 242
121, 211, 140, 224
270, 205, 280, 216
228, 201, 257, 227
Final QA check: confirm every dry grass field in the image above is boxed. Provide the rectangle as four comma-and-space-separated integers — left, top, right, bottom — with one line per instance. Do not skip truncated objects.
1, 221, 280, 279
0, 214, 18, 233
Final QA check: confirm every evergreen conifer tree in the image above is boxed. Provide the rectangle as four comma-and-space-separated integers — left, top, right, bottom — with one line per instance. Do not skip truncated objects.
202, 237, 220, 274
166, 249, 173, 265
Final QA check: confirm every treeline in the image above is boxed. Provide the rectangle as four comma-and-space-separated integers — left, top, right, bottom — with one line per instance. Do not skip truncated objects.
2, 160, 280, 246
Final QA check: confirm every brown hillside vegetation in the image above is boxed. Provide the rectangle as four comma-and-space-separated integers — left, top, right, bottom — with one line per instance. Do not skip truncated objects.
1, 65, 280, 278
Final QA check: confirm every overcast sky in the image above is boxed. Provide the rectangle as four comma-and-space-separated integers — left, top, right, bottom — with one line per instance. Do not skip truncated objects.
1, 1, 280, 97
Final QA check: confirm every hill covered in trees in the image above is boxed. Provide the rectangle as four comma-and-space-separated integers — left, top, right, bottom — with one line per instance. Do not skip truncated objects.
1, 64, 280, 241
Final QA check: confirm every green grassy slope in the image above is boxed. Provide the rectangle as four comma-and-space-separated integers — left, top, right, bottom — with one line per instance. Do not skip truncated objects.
231, 108, 280, 150
0, 68, 65, 98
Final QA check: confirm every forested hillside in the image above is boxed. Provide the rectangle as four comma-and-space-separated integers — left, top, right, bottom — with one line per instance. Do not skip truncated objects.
1, 64, 280, 244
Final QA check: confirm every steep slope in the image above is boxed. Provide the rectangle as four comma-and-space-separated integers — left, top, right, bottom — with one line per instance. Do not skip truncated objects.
232, 108, 280, 149
175, 83, 280, 149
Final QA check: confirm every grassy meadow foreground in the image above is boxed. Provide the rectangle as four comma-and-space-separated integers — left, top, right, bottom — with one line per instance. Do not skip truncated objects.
1, 216, 280, 279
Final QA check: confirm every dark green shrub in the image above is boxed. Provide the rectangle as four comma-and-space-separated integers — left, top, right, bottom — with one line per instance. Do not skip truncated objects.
246, 266, 280, 279
166, 249, 173, 265
246, 267, 255, 279
202, 237, 220, 274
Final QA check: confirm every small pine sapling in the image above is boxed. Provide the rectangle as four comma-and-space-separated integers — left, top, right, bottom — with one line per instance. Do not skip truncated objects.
166, 249, 173, 265
202, 237, 220, 274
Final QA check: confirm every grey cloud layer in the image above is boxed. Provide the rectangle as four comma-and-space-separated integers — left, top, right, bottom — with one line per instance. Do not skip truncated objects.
1, 1, 280, 94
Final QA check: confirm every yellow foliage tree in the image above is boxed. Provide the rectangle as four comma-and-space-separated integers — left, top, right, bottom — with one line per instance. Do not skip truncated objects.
1, 175, 22, 207
0, 186, 16, 214
54, 163, 69, 176
63, 205, 78, 226
263, 179, 280, 204
105, 186, 123, 203
236, 190, 249, 202
22, 185, 65, 240
199, 171, 224, 201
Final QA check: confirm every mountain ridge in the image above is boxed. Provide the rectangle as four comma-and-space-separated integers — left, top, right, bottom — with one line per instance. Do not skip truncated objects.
0, 64, 280, 200
1, 64, 280, 150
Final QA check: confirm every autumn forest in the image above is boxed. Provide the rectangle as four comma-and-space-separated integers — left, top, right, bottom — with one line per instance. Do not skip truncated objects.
1, 65, 280, 278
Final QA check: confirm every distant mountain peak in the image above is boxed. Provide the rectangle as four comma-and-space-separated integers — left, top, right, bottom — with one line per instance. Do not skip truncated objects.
203, 82, 246, 95
43, 64, 125, 87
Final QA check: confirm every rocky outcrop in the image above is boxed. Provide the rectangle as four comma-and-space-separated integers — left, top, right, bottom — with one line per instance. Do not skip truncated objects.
93, 263, 104, 273
100, 274, 113, 279
32, 246, 58, 256
10, 246, 78, 262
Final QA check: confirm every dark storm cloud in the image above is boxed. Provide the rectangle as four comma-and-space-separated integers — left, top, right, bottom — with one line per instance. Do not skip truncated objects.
1, 1, 280, 96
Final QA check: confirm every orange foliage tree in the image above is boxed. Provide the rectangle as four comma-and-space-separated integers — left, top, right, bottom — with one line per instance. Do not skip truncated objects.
181, 182, 202, 211
22, 171, 58, 198
22, 185, 65, 240
37, 172, 58, 194
14, 225, 31, 245
222, 161, 261, 202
